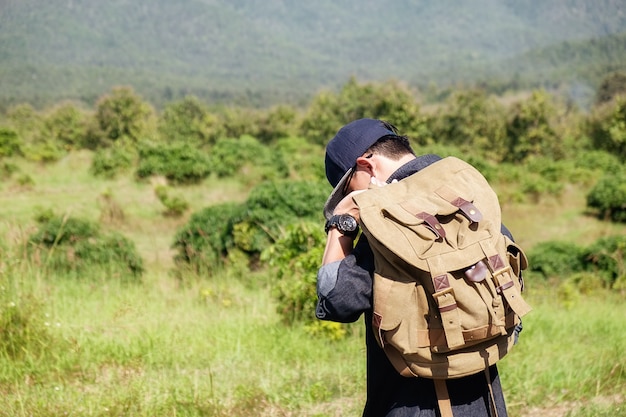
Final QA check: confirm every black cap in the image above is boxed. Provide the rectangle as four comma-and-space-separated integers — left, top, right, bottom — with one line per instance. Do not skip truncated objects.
323, 118, 396, 220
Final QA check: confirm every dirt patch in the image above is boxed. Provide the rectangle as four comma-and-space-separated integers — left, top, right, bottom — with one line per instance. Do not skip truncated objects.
519, 394, 624, 417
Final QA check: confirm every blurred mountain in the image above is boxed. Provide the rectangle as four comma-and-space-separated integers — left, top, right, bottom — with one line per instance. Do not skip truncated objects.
1, 0, 625, 108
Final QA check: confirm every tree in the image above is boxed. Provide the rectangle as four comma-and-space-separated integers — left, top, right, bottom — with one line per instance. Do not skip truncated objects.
505, 90, 562, 162
299, 77, 426, 146
588, 97, 626, 161
595, 71, 626, 105
158, 95, 222, 146
89, 86, 156, 149
430, 89, 507, 160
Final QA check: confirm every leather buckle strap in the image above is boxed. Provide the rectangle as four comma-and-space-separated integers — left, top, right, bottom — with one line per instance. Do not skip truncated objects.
416, 212, 446, 239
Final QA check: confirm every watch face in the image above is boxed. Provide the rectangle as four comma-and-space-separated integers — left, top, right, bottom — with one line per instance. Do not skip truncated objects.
338, 214, 357, 232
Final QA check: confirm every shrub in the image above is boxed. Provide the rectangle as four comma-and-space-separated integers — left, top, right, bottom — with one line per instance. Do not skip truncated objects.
505, 90, 562, 162
208, 135, 289, 183
527, 241, 586, 279
272, 136, 326, 182
430, 88, 508, 161
261, 222, 326, 324
239, 179, 328, 252
93, 86, 156, 147
42, 102, 88, 150
586, 171, 626, 222
27, 215, 144, 280
172, 202, 246, 274
588, 97, 626, 161
158, 95, 222, 145
172, 179, 328, 275
154, 185, 189, 217
0, 126, 22, 158
573, 150, 622, 174
583, 235, 626, 287
136, 141, 211, 184
90, 144, 136, 179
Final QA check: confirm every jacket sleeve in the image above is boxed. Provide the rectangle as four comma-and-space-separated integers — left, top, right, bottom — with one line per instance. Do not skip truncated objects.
315, 236, 375, 323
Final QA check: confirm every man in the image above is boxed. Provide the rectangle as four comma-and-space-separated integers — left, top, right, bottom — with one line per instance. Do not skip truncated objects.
316, 118, 509, 417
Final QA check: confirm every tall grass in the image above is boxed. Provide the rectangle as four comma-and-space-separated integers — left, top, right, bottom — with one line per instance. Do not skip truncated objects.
1, 152, 625, 416
0, 255, 366, 416
500, 280, 626, 416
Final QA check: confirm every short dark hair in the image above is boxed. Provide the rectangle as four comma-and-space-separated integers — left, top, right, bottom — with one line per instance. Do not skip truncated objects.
366, 134, 415, 160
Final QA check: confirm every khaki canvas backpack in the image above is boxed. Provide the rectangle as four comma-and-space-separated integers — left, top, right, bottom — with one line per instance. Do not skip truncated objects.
353, 156, 531, 416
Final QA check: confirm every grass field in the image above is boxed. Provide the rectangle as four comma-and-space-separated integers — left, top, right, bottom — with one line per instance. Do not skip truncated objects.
1, 152, 625, 416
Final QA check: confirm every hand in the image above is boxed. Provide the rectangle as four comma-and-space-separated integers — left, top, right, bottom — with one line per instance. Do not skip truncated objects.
332, 189, 365, 222
370, 176, 398, 187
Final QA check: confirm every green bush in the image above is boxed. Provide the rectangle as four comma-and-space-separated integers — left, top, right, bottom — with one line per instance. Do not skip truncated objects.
505, 90, 563, 162
0, 126, 22, 158
299, 78, 426, 146
136, 141, 211, 184
583, 235, 626, 286
239, 179, 328, 252
172, 202, 246, 274
588, 97, 626, 161
207, 135, 289, 183
155, 185, 189, 217
42, 102, 88, 150
586, 171, 626, 222
527, 241, 587, 278
261, 222, 326, 324
272, 136, 326, 182
158, 95, 222, 145
93, 86, 156, 147
573, 150, 622, 175
430, 89, 508, 160
90, 145, 136, 179
27, 215, 144, 280
172, 179, 328, 275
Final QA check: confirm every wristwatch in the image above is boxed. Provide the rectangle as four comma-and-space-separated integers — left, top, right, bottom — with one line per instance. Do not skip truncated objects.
324, 214, 359, 238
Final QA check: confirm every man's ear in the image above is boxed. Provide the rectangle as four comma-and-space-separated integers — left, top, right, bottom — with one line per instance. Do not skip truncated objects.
355, 155, 374, 173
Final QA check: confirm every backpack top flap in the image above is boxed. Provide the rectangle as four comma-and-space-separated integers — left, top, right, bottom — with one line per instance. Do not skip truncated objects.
353, 157, 502, 272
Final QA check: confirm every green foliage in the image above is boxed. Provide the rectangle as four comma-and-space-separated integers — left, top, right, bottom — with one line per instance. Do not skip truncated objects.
240, 179, 327, 252
261, 222, 326, 325
207, 135, 289, 182
90, 87, 156, 148
529, 235, 626, 288
300, 78, 427, 146
27, 214, 144, 280
0, 126, 21, 158
527, 241, 587, 278
586, 170, 626, 222
0, 160, 19, 180
0, 290, 53, 360
172, 179, 328, 275
505, 90, 562, 162
273, 136, 326, 181
595, 71, 626, 105
5, 103, 67, 162
42, 102, 89, 150
136, 141, 211, 184
255, 104, 299, 144
154, 185, 189, 217
583, 235, 626, 285
588, 97, 626, 161
172, 202, 246, 274
430, 89, 507, 160
90, 144, 136, 179
5, 103, 42, 140
158, 95, 222, 145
